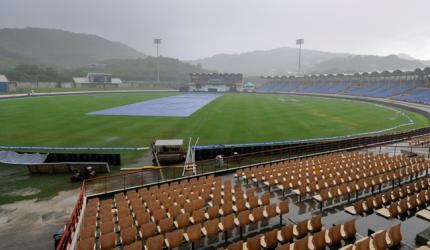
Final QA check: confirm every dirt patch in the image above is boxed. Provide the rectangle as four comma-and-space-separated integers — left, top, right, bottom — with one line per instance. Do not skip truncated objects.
0, 188, 79, 249
7, 187, 40, 196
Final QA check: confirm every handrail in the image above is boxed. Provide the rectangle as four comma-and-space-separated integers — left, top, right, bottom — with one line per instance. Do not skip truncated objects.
56, 183, 85, 250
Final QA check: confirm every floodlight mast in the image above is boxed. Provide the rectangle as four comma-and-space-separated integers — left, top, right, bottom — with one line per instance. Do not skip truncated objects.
296, 38, 304, 75
153, 38, 162, 82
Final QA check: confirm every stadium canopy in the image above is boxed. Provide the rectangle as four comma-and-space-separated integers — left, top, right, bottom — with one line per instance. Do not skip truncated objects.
0, 151, 48, 165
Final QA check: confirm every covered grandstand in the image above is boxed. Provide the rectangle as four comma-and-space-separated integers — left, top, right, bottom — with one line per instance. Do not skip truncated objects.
259, 67, 430, 104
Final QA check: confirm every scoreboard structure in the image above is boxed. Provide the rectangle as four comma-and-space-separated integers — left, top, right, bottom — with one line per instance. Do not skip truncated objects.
189, 73, 244, 92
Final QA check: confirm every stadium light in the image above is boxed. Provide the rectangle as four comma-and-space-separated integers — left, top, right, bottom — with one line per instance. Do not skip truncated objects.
296, 38, 304, 75
153, 38, 162, 82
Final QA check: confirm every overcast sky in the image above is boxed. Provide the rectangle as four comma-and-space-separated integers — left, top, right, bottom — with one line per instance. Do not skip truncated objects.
1, 0, 430, 60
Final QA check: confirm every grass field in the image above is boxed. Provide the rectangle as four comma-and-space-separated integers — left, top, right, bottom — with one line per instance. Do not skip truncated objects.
0, 92, 429, 203
0, 92, 428, 150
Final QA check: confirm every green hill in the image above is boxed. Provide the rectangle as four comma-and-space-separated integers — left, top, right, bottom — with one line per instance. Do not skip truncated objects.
191, 47, 426, 76
80, 57, 211, 82
0, 27, 145, 68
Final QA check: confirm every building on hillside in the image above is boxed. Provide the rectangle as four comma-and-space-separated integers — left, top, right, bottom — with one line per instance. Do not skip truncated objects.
72, 73, 122, 87
189, 73, 243, 92
0, 75, 10, 92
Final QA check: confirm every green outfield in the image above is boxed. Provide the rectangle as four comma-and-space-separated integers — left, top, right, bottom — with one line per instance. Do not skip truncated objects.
0, 92, 428, 152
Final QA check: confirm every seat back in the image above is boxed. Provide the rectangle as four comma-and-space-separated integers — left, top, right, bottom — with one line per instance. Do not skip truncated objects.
372, 230, 388, 250
221, 214, 235, 232
227, 240, 244, 250
100, 231, 116, 250
387, 224, 402, 247
121, 226, 137, 245
281, 224, 294, 243
205, 218, 219, 236
342, 219, 356, 239
207, 205, 219, 219
264, 229, 278, 249
140, 222, 156, 239
176, 212, 190, 228
159, 217, 174, 234
238, 210, 250, 226
312, 230, 327, 250
309, 215, 322, 233
296, 220, 308, 238
293, 236, 309, 250
187, 223, 202, 242
146, 235, 164, 250
166, 229, 184, 249
246, 234, 262, 250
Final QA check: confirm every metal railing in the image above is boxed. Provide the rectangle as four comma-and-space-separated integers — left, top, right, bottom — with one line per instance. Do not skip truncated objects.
56, 184, 85, 250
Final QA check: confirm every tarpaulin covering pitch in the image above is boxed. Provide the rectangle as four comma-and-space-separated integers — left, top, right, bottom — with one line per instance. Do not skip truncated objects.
88, 93, 223, 117
0, 151, 48, 165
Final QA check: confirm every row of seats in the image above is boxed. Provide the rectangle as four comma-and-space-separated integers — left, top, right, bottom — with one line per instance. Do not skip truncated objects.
313, 162, 428, 210
224, 218, 357, 250
345, 177, 429, 215
139, 201, 289, 250
237, 153, 424, 197
339, 224, 402, 250
376, 188, 430, 218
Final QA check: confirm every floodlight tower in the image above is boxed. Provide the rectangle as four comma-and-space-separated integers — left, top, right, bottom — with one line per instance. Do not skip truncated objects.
296, 38, 304, 75
153, 38, 162, 82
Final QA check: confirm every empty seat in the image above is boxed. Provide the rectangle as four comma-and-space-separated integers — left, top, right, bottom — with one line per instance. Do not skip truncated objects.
325, 225, 342, 246
245, 234, 262, 250
264, 204, 277, 219
76, 237, 95, 250
165, 229, 184, 249
307, 215, 322, 233
202, 219, 220, 237
206, 205, 220, 220
100, 231, 116, 250
175, 212, 190, 229
291, 236, 309, 250
184, 223, 202, 247
79, 226, 96, 240
259, 193, 271, 206
370, 230, 388, 250
145, 235, 164, 250
308, 230, 326, 250
353, 236, 370, 250
233, 199, 247, 213
124, 241, 142, 250
219, 214, 235, 240
250, 207, 264, 224
135, 211, 151, 226
340, 219, 356, 240
220, 202, 234, 216
276, 200, 289, 225
140, 222, 156, 240
386, 224, 402, 248
277, 224, 294, 244
190, 208, 205, 224
158, 217, 174, 234
234, 210, 250, 237
261, 229, 278, 249
120, 226, 137, 246
227, 240, 243, 250
293, 219, 308, 238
